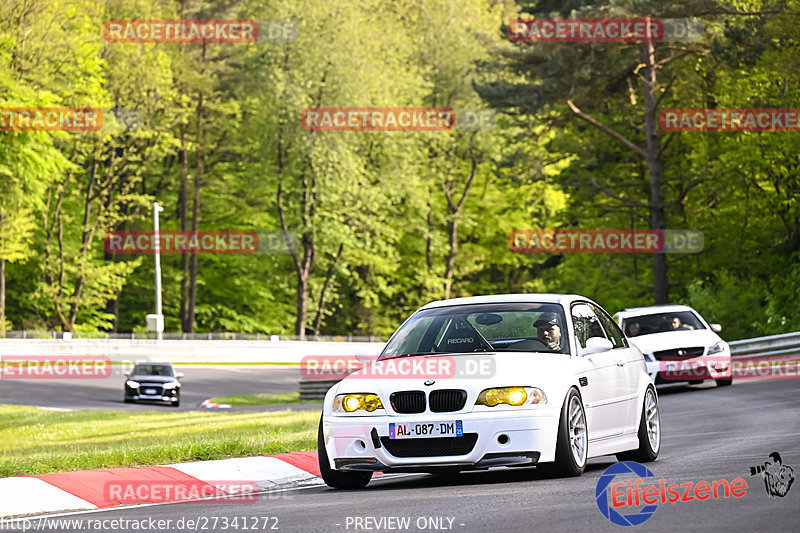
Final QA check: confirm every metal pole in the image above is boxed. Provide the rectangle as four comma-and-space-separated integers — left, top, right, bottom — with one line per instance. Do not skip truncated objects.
154, 202, 164, 340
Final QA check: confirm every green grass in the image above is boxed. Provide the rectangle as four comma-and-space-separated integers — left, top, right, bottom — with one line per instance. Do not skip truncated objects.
0, 405, 319, 478
206, 392, 316, 406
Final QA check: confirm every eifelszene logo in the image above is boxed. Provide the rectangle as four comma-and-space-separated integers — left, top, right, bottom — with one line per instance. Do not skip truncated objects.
595, 461, 748, 527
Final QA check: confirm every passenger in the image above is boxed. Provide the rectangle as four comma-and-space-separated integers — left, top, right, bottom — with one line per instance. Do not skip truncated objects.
627, 322, 641, 336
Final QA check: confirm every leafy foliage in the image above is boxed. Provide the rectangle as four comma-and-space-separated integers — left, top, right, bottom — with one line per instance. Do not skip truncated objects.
0, 0, 797, 340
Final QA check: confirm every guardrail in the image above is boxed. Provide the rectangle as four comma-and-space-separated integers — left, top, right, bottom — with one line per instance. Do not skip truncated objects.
296, 331, 800, 400
728, 331, 800, 359
0, 339, 385, 364
299, 379, 342, 401
1, 330, 384, 342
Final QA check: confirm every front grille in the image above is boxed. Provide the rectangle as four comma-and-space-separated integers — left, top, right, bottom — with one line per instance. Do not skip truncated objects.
380, 434, 478, 457
429, 389, 467, 412
390, 391, 426, 413
653, 347, 705, 360
140, 383, 164, 394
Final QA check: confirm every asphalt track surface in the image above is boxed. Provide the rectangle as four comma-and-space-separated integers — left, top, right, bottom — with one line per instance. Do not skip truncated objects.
5, 379, 798, 533
0, 366, 310, 412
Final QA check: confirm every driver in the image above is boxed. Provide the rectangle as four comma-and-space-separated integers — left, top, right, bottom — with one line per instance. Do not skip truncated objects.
534, 313, 563, 352
671, 316, 694, 331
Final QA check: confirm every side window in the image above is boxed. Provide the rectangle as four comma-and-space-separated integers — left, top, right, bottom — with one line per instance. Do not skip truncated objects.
571, 303, 607, 349
592, 305, 627, 349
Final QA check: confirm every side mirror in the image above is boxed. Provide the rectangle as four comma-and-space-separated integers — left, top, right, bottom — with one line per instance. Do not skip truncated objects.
710, 323, 722, 333
176, 372, 184, 380
355, 352, 379, 364
580, 337, 613, 357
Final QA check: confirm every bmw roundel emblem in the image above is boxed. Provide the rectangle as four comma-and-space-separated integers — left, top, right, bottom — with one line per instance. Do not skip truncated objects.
424, 379, 435, 386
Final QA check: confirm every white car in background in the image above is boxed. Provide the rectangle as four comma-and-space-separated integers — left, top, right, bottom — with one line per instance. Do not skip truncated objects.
613, 305, 732, 388
317, 294, 660, 489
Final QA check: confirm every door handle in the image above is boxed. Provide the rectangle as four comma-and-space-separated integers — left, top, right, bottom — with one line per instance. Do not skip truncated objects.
616, 359, 625, 367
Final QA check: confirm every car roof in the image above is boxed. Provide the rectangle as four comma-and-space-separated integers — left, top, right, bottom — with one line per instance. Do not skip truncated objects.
615, 304, 696, 318
419, 293, 587, 310
135, 362, 172, 367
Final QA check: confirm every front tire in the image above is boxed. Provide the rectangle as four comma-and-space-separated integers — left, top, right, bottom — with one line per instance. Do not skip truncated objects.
617, 386, 660, 463
540, 388, 587, 477
317, 416, 372, 489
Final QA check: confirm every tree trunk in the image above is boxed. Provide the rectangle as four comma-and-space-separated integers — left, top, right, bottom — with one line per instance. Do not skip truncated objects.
442, 159, 477, 299
426, 201, 434, 270
0, 257, 5, 338
313, 243, 343, 335
186, 42, 207, 333
443, 217, 458, 299
296, 269, 309, 339
642, 40, 669, 304
179, 145, 189, 331
178, 0, 191, 332
67, 160, 98, 331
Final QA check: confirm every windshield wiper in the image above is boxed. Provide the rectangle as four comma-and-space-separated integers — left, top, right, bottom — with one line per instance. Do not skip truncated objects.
383, 351, 447, 359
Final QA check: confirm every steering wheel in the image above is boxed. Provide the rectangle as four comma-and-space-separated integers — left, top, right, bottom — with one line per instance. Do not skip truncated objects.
508, 338, 552, 352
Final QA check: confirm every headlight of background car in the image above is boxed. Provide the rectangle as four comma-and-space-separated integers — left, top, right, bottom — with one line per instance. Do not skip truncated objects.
475, 387, 546, 407
332, 393, 384, 413
126, 380, 140, 388
163, 381, 180, 389
707, 341, 727, 355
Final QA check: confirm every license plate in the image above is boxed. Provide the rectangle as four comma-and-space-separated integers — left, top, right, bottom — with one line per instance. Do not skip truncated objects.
144, 389, 157, 395
389, 420, 463, 439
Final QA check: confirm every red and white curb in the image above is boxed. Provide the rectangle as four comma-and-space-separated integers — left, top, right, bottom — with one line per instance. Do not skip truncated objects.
200, 399, 231, 409
0, 452, 324, 519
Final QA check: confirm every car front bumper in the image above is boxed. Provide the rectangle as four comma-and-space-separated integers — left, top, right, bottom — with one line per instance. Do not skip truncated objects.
125, 389, 179, 403
322, 407, 560, 473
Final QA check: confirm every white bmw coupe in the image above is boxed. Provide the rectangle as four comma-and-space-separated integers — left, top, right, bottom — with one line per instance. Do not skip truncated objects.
318, 294, 660, 488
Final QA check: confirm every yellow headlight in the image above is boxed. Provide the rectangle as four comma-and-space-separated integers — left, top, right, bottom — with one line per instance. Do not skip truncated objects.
343, 396, 363, 412
507, 388, 527, 406
476, 387, 528, 407
336, 393, 384, 413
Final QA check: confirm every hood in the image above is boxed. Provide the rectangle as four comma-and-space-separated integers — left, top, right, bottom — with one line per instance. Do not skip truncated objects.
628, 329, 722, 354
335, 352, 574, 395
129, 375, 177, 384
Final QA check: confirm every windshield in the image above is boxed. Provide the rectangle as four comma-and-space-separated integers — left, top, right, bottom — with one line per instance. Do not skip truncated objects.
380, 303, 570, 358
132, 364, 174, 377
622, 311, 706, 337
